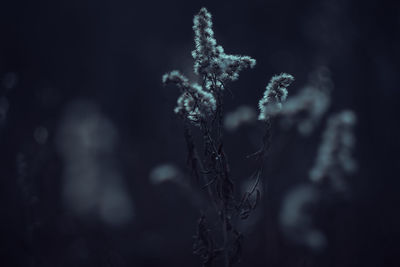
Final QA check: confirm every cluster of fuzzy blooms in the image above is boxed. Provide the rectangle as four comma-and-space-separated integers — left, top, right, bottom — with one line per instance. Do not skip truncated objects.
162, 71, 216, 125
258, 73, 295, 121
162, 7, 256, 125
309, 110, 357, 189
192, 8, 256, 82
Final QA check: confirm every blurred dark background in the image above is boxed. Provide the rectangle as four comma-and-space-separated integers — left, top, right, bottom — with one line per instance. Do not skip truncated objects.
0, 0, 399, 266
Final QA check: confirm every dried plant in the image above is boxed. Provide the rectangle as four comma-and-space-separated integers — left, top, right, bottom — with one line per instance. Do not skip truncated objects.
162, 7, 356, 267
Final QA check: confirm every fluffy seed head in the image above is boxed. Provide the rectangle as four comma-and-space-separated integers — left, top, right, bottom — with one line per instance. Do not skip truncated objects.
174, 83, 216, 125
258, 73, 294, 120
162, 70, 190, 91
192, 8, 256, 83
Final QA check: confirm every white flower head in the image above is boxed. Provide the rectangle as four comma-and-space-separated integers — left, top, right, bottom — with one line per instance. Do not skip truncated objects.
258, 73, 294, 120
192, 8, 256, 83
174, 83, 216, 126
192, 7, 219, 75
163, 7, 257, 125
217, 54, 256, 82
162, 70, 190, 91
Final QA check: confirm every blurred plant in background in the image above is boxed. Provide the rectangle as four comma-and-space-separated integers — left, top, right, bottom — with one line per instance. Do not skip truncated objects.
224, 106, 256, 132
56, 100, 134, 226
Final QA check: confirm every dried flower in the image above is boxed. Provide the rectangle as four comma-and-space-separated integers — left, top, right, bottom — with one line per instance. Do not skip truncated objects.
162, 70, 190, 91
192, 7, 256, 83
258, 73, 294, 120
174, 83, 216, 125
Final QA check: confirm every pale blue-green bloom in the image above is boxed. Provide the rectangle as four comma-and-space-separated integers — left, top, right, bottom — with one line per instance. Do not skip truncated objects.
258, 73, 294, 121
